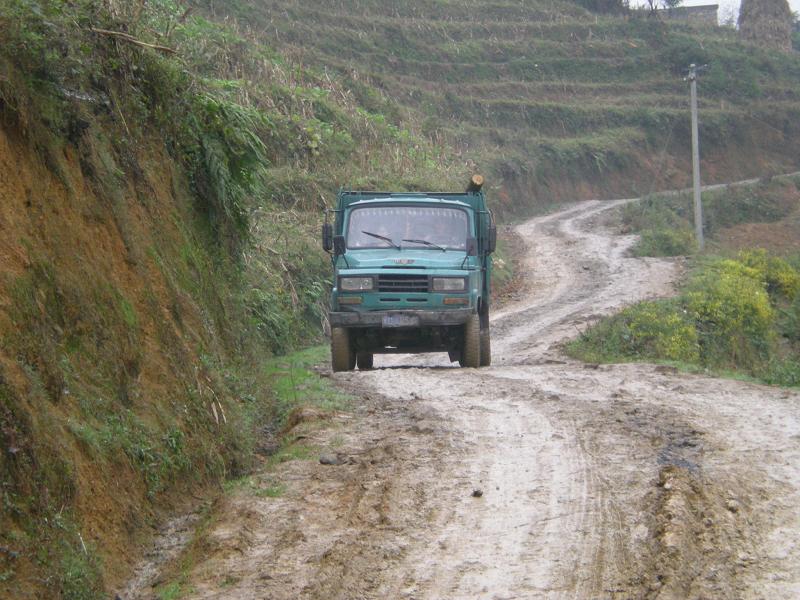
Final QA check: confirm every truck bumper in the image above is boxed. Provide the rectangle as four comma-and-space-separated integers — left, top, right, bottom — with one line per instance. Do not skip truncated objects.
329, 308, 473, 328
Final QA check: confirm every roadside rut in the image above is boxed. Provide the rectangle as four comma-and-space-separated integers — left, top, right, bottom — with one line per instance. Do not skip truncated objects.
123, 199, 800, 600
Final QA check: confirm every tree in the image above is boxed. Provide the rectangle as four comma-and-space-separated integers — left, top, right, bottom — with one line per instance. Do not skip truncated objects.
646, 0, 683, 10
719, 4, 739, 28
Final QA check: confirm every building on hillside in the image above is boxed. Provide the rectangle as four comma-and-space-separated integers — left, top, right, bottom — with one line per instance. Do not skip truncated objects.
739, 0, 792, 52
659, 4, 719, 25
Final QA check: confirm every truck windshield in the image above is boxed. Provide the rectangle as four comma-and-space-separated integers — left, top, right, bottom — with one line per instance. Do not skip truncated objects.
347, 206, 468, 250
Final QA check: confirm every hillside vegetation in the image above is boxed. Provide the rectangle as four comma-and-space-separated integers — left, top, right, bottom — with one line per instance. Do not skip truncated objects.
203, 0, 800, 216
567, 250, 800, 385
569, 176, 800, 385
0, 0, 461, 596
2, 0, 800, 598
620, 175, 800, 257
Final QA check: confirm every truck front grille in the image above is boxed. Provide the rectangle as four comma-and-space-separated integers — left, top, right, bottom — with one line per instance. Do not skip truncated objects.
377, 274, 429, 293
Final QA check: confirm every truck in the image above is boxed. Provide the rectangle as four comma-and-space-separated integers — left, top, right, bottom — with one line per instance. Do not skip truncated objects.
322, 175, 496, 371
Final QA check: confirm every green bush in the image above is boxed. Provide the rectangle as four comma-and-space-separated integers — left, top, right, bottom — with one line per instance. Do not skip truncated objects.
622, 195, 688, 233
704, 179, 799, 233
738, 249, 800, 301
569, 252, 798, 386
569, 300, 699, 363
190, 94, 272, 240
624, 177, 800, 257
763, 358, 800, 387
634, 228, 697, 257
783, 294, 800, 342
685, 259, 774, 368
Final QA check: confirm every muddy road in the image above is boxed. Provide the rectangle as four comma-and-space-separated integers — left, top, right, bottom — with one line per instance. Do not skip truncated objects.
127, 199, 800, 599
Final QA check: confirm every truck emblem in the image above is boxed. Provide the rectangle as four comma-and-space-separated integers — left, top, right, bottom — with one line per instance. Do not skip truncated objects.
393, 258, 415, 265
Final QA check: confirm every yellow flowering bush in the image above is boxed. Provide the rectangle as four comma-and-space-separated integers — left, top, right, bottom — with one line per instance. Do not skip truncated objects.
569, 252, 798, 385
620, 302, 700, 362
685, 259, 774, 367
569, 300, 699, 363
738, 249, 800, 300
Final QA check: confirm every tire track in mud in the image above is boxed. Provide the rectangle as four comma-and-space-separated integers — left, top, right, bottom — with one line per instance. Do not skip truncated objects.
123, 197, 800, 600
355, 199, 800, 599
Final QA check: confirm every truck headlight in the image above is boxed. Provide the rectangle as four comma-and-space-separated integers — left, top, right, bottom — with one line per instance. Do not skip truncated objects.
340, 276, 374, 291
432, 277, 466, 292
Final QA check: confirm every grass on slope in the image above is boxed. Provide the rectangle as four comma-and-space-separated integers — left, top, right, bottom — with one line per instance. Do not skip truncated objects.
620, 175, 800, 256
206, 0, 800, 216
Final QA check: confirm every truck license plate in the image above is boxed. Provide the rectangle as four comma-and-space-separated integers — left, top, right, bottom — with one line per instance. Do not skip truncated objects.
382, 314, 419, 328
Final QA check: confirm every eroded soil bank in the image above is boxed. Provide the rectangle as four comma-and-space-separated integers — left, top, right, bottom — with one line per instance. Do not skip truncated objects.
123, 199, 800, 600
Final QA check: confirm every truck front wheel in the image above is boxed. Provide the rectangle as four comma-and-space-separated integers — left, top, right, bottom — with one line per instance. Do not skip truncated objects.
459, 313, 481, 368
331, 327, 355, 372
480, 327, 491, 367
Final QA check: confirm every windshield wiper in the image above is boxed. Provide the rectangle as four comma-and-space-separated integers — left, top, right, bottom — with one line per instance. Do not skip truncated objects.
362, 230, 401, 249
402, 239, 447, 251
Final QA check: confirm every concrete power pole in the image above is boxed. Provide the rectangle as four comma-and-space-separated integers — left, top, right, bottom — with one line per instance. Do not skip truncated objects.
688, 63, 704, 251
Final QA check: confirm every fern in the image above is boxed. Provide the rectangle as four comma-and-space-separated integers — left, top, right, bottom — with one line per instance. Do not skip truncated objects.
190, 94, 273, 241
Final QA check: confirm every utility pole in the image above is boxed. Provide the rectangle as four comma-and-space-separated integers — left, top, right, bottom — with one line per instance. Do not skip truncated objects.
688, 63, 704, 250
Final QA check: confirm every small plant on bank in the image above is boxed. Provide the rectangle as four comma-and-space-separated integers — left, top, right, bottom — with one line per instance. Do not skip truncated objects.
635, 228, 697, 257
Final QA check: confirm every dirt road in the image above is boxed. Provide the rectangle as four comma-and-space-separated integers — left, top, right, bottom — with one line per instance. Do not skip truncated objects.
127, 199, 800, 599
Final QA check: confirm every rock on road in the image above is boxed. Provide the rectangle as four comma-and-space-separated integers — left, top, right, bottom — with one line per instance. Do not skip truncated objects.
134, 199, 800, 600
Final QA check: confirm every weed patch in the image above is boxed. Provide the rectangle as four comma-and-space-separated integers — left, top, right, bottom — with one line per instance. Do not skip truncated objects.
262, 346, 350, 429
635, 228, 697, 257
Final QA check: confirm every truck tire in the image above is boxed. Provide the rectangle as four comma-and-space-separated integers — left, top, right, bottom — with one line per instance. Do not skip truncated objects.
356, 352, 374, 370
480, 327, 491, 367
331, 327, 355, 372
459, 313, 481, 368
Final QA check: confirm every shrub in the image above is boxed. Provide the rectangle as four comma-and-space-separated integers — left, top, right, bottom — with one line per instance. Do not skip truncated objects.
624, 177, 800, 258
621, 195, 688, 233
704, 180, 798, 233
634, 228, 697, 257
763, 358, 800, 387
570, 300, 699, 363
781, 294, 800, 343
684, 259, 774, 368
738, 249, 800, 301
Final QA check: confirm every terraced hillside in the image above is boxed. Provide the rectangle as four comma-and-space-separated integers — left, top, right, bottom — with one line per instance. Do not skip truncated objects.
204, 0, 800, 215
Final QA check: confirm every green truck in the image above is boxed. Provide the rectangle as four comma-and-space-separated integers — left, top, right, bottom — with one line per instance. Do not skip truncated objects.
322, 175, 496, 371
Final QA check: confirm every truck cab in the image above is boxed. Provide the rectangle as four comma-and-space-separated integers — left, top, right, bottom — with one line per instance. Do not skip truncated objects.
322, 176, 495, 371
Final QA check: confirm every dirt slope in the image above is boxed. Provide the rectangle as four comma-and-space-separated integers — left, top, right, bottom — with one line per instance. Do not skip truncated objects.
127, 199, 800, 599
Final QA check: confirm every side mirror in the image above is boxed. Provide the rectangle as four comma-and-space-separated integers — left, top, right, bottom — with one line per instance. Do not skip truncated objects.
466, 236, 478, 256
322, 223, 333, 252
333, 235, 346, 256
488, 225, 497, 254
